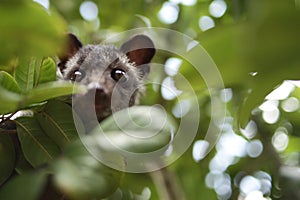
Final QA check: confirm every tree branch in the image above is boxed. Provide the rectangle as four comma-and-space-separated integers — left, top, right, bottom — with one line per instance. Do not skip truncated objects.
150, 167, 186, 200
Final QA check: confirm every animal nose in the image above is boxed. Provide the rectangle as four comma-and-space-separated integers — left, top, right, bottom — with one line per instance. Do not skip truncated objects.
87, 82, 103, 91
86, 82, 106, 100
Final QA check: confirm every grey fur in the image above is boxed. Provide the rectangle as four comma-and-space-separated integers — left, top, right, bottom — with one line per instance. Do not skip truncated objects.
60, 34, 155, 122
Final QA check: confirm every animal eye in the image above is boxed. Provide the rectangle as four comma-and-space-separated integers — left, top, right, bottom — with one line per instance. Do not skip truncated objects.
70, 69, 85, 82
111, 69, 127, 82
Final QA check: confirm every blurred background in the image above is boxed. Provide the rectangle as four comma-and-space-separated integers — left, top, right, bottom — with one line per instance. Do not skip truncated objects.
2, 0, 300, 199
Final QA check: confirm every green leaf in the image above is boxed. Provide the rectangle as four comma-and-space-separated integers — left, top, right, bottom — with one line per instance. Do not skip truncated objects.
15, 117, 60, 167
245, 0, 300, 71
237, 1, 300, 127
238, 77, 282, 128
97, 106, 175, 153
36, 100, 78, 149
0, 171, 47, 200
0, 86, 22, 114
34, 57, 57, 86
195, 1, 300, 128
25, 81, 87, 105
15, 152, 34, 175
14, 57, 35, 93
0, 134, 15, 186
53, 139, 122, 200
182, 24, 250, 90
0, 71, 21, 93
0, 2, 66, 64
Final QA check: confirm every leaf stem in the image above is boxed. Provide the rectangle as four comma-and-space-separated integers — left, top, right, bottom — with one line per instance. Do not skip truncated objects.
0, 112, 17, 132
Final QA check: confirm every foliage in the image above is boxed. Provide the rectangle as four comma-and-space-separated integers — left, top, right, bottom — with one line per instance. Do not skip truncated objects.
1, 0, 300, 199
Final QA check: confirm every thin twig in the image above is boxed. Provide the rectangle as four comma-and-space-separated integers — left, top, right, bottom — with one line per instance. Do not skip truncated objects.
150, 167, 186, 200
0, 111, 17, 125
0, 129, 17, 134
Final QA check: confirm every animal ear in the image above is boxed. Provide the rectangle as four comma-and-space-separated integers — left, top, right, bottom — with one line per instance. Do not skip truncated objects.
120, 35, 155, 74
58, 33, 83, 72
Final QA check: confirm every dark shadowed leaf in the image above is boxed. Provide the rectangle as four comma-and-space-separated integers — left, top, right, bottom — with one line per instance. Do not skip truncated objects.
279, 166, 300, 199
0, 171, 47, 200
0, 134, 15, 186
37, 100, 78, 149
15, 152, 34, 175
53, 139, 122, 200
15, 117, 60, 167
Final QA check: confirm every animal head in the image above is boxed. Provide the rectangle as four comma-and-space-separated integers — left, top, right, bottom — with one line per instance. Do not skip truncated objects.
58, 33, 155, 121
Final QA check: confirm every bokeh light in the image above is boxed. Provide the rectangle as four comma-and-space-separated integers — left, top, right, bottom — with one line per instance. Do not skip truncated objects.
209, 0, 227, 18
246, 140, 263, 158
79, 1, 99, 21
272, 128, 289, 152
216, 131, 247, 158
172, 99, 191, 118
164, 57, 182, 76
244, 191, 268, 200
180, 0, 197, 6
259, 100, 279, 112
240, 175, 261, 195
240, 120, 257, 139
237, 171, 272, 199
33, 0, 50, 10
260, 100, 280, 124
192, 140, 210, 162
266, 81, 295, 100
161, 77, 182, 100
169, 0, 197, 6
209, 152, 235, 172
186, 40, 199, 51
158, 2, 179, 24
198, 16, 215, 31
220, 88, 232, 103
281, 97, 299, 112
262, 108, 280, 124
215, 183, 231, 200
